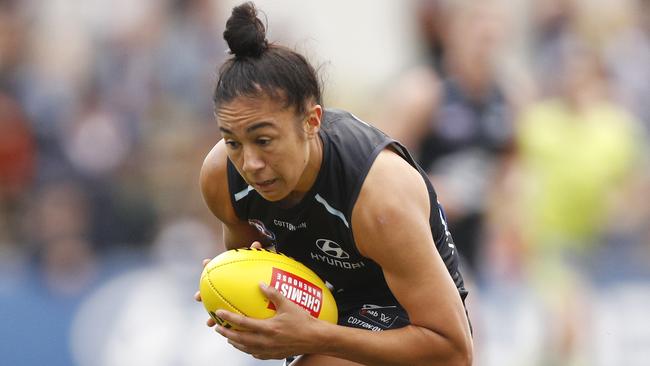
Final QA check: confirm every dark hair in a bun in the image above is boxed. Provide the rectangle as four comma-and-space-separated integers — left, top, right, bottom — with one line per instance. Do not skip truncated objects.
214, 2, 322, 116
223, 1, 268, 58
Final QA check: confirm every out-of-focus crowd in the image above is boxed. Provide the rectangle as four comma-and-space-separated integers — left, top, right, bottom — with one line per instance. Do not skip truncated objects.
374, 1, 650, 365
0, 0, 649, 365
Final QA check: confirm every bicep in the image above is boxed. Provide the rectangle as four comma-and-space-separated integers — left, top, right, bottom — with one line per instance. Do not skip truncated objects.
352, 151, 470, 339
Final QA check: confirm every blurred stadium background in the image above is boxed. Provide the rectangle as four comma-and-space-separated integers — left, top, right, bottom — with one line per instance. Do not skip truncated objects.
1, 0, 649, 365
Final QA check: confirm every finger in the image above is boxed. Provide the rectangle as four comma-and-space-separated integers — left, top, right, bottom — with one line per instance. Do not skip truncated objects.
215, 309, 264, 331
194, 291, 202, 302
260, 282, 290, 311
202, 258, 211, 267
216, 325, 238, 340
206, 317, 216, 327
250, 241, 263, 249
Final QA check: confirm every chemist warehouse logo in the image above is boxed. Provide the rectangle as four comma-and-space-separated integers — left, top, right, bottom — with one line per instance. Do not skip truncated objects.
268, 268, 322, 317
311, 239, 365, 270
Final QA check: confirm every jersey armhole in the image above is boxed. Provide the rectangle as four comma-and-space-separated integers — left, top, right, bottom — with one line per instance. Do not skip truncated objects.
344, 140, 396, 260
346, 140, 405, 219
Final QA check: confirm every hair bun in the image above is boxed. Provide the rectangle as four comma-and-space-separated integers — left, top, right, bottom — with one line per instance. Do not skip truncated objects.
223, 2, 268, 58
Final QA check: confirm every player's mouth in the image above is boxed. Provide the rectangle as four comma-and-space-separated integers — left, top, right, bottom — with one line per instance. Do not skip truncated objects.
254, 179, 278, 191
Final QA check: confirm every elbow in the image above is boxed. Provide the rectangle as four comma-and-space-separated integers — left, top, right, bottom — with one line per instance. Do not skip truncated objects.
412, 319, 474, 365
456, 348, 473, 366
450, 336, 473, 366
430, 345, 471, 366
413, 336, 473, 366
429, 332, 474, 366
415, 344, 473, 366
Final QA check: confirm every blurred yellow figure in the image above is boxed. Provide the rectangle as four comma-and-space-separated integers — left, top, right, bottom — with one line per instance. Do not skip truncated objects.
516, 39, 643, 366
518, 35, 643, 251
519, 99, 639, 249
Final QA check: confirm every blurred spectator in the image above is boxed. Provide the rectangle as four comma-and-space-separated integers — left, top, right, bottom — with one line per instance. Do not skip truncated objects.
28, 180, 97, 293
598, 0, 650, 131
376, 0, 519, 272
532, 0, 650, 131
0, 92, 35, 288
0, 1, 27, 91
413, 0, 451, 74
514, 37, 643, 365
0, 93, 35, 205
0, 179, 99, 366
63, 87, 133, 179
157, 0, 226, 119
518, 39, 642, 257
530, 0, 578, 97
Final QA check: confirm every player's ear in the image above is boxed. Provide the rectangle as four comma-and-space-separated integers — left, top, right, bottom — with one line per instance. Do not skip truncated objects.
303, 103, 322, 139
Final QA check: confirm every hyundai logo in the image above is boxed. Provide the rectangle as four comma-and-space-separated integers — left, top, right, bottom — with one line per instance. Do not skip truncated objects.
316, 239, 349, 259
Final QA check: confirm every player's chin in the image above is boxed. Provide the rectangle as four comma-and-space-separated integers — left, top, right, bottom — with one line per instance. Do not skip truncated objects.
256, 188, 289, 202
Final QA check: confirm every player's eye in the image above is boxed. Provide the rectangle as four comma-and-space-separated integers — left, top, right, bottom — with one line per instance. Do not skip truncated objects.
256, 138, 272, 146
225, 140, 241, 149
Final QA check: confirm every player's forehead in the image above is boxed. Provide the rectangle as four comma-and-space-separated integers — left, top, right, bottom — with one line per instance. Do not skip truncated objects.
216, 95, 296, 134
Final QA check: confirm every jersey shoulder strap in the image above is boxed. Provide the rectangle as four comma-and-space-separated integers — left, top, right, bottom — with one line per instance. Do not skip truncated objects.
318, 109, 396, 218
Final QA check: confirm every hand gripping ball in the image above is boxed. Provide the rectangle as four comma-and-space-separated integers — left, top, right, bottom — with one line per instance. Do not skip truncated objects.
199, 248, 338, 329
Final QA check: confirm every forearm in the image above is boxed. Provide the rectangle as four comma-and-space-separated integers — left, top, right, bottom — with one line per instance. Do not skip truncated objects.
314, 322, 472, 366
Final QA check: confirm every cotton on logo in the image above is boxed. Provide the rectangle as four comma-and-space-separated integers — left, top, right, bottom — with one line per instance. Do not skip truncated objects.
316, 239, 349, 259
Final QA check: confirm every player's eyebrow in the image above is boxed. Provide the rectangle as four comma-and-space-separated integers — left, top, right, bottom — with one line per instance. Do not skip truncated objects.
219, 121, 275, 135
246, 121, 274, 133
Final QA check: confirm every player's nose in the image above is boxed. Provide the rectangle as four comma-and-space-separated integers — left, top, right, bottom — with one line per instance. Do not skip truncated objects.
241, 147, 265, 173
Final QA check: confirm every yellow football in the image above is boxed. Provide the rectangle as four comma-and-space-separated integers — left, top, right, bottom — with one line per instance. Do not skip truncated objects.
199, 248, 338, 329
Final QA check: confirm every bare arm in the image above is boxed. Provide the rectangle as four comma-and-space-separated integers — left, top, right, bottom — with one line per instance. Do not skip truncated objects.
303, 149, 472, 365
200, 139, 263, 249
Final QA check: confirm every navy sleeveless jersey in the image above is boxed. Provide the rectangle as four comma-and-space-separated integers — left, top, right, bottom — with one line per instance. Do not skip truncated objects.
227, 108, 468, 308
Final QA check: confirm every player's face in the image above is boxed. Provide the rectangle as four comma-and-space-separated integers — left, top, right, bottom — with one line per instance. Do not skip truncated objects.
216, 95, 322, 203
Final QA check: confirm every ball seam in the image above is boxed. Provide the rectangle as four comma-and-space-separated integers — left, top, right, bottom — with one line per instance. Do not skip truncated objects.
205, 276, 247, 317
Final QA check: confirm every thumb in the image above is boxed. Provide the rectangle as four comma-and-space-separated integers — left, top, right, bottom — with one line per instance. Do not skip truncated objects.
250, 241, 263, 249
260, 282, 290, 311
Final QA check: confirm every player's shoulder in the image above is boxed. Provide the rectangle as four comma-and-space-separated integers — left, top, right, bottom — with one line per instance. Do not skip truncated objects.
354, 148, 429, 217
351, 147, 431, 257
200, 139, 238, 223
368, 148, 424, 190
201, 139, 228, 183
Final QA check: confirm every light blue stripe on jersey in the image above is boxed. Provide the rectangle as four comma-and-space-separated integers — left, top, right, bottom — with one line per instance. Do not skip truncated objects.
315, 194, 349, 228
234, 185, 254, 201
